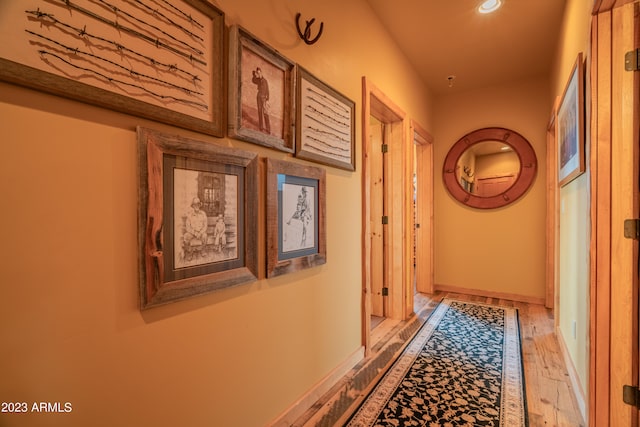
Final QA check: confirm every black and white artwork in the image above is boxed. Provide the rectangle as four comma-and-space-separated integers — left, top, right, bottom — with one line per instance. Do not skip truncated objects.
173, 168, 239, 269
266, 158, 325, 278
138, 127, 258, 309
278, 174, 319, 260
282, 183, 315, 252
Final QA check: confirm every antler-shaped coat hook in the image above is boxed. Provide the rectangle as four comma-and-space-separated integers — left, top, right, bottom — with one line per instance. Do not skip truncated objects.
295, 13, 323, 45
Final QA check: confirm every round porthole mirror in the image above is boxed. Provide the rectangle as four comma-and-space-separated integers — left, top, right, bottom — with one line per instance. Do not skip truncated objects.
442, 127, 537, 209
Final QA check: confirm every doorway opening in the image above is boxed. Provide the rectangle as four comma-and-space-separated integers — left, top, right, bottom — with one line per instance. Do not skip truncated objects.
411, 120, 434, 298
361, 77, 409, 355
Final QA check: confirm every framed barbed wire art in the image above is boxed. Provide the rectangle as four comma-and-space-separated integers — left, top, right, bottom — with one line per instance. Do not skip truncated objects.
266, 159, 326, 278
228, 25, 296, 153
296, 66, 355, 171
0, 0, 225, 137
137, 127, 258, 309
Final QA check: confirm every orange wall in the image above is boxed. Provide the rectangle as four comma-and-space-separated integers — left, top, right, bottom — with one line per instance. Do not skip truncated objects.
433, 77, 550, 301
0, 1, 433, 426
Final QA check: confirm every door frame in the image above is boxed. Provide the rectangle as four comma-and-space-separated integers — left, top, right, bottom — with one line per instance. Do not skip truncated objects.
361, 77, 408, 355
590, 1, 639, 425
546, 97, 560, 312
411, 120, 434, 297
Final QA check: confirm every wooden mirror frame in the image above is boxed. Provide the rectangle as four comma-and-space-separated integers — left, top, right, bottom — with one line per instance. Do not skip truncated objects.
442, 127, 537, 209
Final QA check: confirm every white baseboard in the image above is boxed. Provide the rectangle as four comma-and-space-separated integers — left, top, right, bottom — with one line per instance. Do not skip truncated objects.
267, 346, 365, 427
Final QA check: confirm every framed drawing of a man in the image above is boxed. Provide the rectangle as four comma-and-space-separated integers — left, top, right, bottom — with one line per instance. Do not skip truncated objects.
266, 159, 326, 278
228, 25, 295, 153
558, 52, 585, 187
137, 127, 258, 309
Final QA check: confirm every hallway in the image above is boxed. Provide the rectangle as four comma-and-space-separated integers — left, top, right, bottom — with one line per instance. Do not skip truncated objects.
293, 292, 584, 426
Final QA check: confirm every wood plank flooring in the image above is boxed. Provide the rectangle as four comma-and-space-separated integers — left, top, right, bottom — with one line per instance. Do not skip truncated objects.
295, 291, 585, 426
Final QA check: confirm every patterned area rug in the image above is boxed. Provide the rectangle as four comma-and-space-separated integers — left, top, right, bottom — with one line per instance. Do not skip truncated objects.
346, 299, 528, 426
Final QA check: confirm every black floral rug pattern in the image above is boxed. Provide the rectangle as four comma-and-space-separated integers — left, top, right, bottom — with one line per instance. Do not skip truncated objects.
346, 299, 528, 427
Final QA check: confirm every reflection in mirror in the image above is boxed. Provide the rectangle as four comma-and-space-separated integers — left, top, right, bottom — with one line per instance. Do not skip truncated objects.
456, 141, 520, 197
442, 127, 537, 209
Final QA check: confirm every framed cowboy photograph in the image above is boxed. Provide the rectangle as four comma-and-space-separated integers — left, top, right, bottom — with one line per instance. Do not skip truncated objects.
228, 25, 296, 153
266, 159, 326, 278
296, 66, 355, 171
557, 52, 585, 187
0, 0, 226, 137
137, 127, 258, 309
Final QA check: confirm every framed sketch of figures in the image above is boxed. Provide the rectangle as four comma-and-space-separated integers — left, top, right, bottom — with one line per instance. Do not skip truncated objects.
558, 52, 585, 187
228, 25, 296, 153
0, 0, 225, 137
296, 66, 355, 171
266, 159, 326, 278
137, 127, 258, 309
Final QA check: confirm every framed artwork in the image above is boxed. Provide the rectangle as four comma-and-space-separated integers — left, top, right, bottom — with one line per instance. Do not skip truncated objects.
228, 25, 296, 153
558, 52, 585, 187
0, 0, 225, 137
137, 127, 258, 309
266, 159, 326, 278
296, 66, 355, 171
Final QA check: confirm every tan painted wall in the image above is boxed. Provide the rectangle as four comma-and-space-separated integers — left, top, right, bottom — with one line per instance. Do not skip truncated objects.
0, 1, 433, 426
433, 78, 550, 301
550, 0, 592, 399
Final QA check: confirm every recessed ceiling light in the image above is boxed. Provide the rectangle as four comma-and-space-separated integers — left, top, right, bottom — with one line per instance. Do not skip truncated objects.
478, 0, 502, 14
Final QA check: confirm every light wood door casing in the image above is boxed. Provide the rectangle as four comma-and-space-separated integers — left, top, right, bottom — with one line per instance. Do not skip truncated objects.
412, 120, 434, 295
370, 119, 385, 317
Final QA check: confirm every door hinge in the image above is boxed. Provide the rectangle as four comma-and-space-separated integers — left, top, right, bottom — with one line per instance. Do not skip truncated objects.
624, 219, 640, 240
625, 49, 640, 72
381, 143, 389, 153
382, 287, 389, 296
623, 385, 640, 408
382, 215, 389, 225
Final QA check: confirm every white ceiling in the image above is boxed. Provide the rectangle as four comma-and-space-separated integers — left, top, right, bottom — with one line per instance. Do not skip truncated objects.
365, 0, 567, 95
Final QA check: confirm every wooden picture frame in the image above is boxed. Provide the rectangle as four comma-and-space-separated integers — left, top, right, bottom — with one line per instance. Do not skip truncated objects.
137, 127, 258, 309
296, 66, 355, 171
558, 52, 585, 187
0, 0, 225, 137
266, 159, 326, 278
228, 25, 296, 153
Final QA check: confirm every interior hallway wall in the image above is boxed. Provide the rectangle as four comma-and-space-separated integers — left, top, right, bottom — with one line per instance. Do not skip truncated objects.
433, 77, 550, 302
549, 0, 592, 400
0, 1, 434, 426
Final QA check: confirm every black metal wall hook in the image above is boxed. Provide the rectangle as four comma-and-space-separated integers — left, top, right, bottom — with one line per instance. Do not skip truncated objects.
295, 12, 323, 45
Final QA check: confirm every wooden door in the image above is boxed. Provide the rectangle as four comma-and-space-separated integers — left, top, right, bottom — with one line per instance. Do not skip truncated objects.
611, 2, 640, 425
475, 175, 516, 196
622, 1, 640, 425
370, 118, 385, 317
591, 1, 640, 425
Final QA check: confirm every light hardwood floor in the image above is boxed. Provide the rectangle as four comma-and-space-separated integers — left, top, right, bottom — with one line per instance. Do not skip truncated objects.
295, 291, 585, 427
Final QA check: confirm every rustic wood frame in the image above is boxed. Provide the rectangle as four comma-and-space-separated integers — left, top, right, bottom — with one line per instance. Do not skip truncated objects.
558, 52, 586, 187
228, 25, 296, 152
0, 0, 226, 137
137, 127, 258, 309
265, 158, 326, 278
296, 66, 355, 171
442, 127, 537, 209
